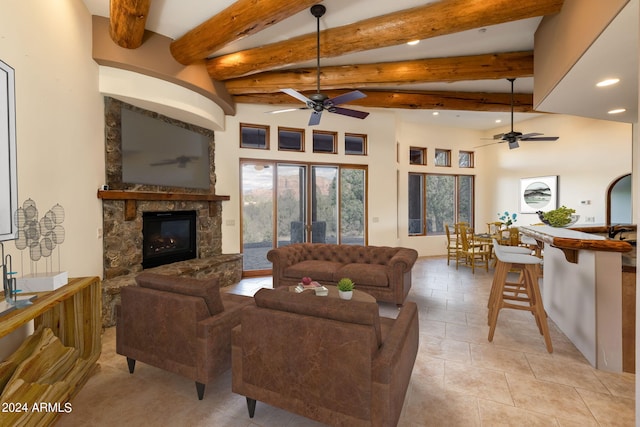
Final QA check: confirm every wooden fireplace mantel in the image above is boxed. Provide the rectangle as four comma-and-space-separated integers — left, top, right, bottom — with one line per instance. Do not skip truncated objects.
97, 190, 230, 220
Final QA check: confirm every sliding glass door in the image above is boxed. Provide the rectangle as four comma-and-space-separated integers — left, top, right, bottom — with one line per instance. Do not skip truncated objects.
276, 164, 306, 245
241, 160, 367, 273
241, 162, 274, 272
310, 165, 338, 244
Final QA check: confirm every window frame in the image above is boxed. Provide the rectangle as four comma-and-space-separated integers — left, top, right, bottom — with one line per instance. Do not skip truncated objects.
312, 130, 338, 154
344, 133, 368, 155
277, 126, 305, 152
240, 123, 270, 150
408, 172, 475, 236
434, 149, 451, 167
409, 147, 427, 165
458, 150, 475, 168
408, 173, 426, 236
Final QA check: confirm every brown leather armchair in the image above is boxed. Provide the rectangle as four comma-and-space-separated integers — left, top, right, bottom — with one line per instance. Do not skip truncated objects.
232, 288, 419, 426
116, 272, 251, 400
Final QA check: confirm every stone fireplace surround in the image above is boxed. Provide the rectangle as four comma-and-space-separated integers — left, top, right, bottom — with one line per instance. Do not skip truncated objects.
99, 98, 241, 327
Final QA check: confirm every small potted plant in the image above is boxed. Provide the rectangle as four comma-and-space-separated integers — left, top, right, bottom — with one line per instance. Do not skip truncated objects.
498, 211, 517, 228
337, 278, 355, 300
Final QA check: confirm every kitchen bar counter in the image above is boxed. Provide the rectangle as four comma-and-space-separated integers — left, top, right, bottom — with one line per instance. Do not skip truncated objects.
520, 225, 632, 373
520, 224, 632, 263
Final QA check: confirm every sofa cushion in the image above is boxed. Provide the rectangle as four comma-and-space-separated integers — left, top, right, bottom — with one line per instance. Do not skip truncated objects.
334, 263, 389, 287
135, 272, 225, 316
253, 288, 382, 347
283, 260, 344, 282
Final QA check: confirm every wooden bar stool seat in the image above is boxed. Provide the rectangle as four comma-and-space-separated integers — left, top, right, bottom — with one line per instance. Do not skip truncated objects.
488, 240, 552, 353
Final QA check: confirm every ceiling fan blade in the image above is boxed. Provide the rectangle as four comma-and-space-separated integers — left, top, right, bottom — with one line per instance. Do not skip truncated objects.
521, 136, 559, 141
332, 106, 370, 119
266, 107, 309, 115
519, 132, 542, 139
474, 141, 501, 148
282, 88, 313, 104
308, 111, 322, 126
493, 133, 504, 140
327, 90, 367, 106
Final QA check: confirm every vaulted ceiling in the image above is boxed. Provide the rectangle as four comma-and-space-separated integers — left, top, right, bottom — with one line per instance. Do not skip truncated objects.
83, 0, 637, 130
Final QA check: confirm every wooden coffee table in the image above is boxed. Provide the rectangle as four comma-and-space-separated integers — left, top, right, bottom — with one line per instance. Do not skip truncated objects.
287, 285, 376, 303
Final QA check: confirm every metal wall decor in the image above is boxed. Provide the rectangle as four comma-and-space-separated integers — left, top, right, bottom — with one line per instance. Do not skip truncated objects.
14, 199, 65, 275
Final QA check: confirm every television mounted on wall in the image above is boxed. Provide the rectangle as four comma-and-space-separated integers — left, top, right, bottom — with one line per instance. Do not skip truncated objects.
120, 106, 211, 190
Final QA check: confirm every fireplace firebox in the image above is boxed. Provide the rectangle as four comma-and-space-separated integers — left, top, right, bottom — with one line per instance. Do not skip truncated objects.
142, 210, 197, 269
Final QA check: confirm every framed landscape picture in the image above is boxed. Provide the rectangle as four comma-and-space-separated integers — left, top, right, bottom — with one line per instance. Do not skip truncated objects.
520, 176, 557, 214
0, 59, 17, 241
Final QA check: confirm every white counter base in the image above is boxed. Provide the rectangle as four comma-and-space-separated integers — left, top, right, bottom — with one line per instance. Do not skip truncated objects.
541, 241, 623, 371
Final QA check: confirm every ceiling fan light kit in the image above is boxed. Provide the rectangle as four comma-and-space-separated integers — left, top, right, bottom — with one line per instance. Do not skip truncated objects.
271, 5, 370, 126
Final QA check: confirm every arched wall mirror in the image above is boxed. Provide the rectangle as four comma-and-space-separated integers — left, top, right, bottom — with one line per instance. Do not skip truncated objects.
607, 174, 632, 225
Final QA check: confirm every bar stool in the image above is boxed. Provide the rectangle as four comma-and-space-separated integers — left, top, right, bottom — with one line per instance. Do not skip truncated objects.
520, 235, 542, 257
488, 240, 552, 353
487, 239, 532, 308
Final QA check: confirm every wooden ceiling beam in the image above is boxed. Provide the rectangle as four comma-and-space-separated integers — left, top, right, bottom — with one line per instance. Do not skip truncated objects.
170, 0, 323, 65
234, 90, 534, 113
207, 0, 563, 80
224, 51, 533, 94
109, 0, 151, 49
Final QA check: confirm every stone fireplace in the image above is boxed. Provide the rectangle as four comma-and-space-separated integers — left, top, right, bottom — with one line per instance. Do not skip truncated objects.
99, 98, 241, 327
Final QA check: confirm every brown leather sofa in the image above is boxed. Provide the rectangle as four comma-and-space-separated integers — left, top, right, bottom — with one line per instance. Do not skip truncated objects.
232, 288, 419, 426
115, 272, 251, 400
267, 243, 418, 305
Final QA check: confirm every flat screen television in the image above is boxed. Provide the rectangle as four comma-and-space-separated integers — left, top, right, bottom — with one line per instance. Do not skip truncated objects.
120, 107, 211, 190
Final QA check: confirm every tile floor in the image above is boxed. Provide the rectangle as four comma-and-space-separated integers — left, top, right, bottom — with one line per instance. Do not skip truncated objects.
57, 256, 635, 426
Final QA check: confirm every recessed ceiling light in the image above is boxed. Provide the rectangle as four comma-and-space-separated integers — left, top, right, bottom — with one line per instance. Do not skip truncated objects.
407, 40, 420, 46
495, 119, 502, 123
608, 108, 626, 114
597, 78, 620, 87
432, 111, 439, 116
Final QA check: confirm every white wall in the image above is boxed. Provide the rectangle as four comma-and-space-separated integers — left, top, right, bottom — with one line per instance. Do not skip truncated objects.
1, 1, 104, 278
479, 114, 632, 228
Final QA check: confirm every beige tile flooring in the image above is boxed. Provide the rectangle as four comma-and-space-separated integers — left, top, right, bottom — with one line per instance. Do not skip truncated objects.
57, 256, 635, 426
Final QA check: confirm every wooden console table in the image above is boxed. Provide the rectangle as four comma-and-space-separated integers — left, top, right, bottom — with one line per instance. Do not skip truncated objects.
0, 276, 101, 425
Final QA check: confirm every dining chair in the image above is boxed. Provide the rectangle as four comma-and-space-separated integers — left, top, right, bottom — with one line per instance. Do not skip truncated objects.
453, 222, 469, 245
456, 224, 490, 273
444, 223, 459, 266
486, 222, 504, 236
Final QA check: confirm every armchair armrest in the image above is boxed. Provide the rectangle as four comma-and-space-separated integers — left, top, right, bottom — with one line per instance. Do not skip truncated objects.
196, 297, 252, 381
197, 298, 249, 339
370, 302, 418, 425
372, 302, 419, 384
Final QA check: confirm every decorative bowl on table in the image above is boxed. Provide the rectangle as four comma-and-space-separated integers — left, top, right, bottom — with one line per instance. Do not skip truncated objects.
537, 208, 579, 228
